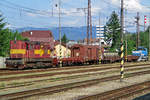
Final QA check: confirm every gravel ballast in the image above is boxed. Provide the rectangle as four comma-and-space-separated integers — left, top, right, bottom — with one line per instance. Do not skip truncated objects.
24, 73, 150, 100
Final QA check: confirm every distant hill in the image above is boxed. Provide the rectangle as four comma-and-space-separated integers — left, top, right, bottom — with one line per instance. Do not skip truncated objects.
14, 26, 96, 41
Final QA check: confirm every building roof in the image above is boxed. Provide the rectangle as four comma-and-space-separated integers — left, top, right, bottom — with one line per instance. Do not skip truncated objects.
21, 30, 53, 42
54, 41, 66, 47
21, 30, 54, 49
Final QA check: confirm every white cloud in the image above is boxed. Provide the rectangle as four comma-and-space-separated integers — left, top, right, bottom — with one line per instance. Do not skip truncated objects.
111, 0, 150, 12
5, 24, 12, 28
92, 7, 101, 15
26, 13, 37, 17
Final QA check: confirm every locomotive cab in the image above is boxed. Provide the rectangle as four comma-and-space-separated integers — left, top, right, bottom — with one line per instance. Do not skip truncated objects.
6, 40, 27, 68
6, 40, 55, 69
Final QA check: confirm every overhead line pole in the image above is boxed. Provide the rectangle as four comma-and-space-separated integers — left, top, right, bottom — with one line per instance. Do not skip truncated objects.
136, 12, 140, 49
125, 9, 128, 62
120, 0, 124, 41
99, 12, 102, 64
89, 0, 92, 44
58, 0, 62, 67
87, 0, 90, 45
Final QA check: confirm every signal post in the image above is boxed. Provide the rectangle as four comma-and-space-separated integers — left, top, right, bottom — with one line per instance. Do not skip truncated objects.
120, 0, 124, 82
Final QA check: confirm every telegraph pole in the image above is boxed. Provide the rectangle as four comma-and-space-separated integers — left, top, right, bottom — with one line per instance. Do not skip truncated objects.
135, 12, 140, 49
120, 0, 124, 82
58, 0, 62, 67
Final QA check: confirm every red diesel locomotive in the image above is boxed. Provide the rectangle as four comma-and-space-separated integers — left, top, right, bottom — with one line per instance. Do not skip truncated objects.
6, 40, 57, 69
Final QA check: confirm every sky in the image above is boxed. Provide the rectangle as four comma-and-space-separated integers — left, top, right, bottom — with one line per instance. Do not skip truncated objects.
0, 0, 150, 32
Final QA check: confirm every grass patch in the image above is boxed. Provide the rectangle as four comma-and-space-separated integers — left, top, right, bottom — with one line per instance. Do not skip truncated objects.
0, 83, 5, 89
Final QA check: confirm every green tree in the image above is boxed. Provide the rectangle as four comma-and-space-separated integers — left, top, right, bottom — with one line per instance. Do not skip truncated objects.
0, 13, 27, 57
61, 33, 68, 44
104, 11, 121, 51
126, 33, 136, 54
0, 13, 8, 56
140, 27, 149, 50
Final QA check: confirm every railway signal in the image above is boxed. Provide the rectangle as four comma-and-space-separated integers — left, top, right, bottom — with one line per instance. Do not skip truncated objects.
144, 15, 147, 31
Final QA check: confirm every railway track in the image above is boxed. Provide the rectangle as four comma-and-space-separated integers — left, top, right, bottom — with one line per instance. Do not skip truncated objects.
0, 63, 150, 82
0, 62, 149, 76
0, 64, 117, 75
1, 66, 150, 90
78, 81, 150, 100
1, 69, 150, 100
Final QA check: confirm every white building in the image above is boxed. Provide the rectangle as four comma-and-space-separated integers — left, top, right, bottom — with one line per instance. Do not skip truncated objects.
96, 25, 106, 45
67, 40, 78, 47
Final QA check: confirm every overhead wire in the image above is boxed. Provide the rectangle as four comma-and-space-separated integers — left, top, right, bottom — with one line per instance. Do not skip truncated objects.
0, 0, 85, 28
0, 0, 52, 16
0, 8, 54, 28
0, 2, 52, 17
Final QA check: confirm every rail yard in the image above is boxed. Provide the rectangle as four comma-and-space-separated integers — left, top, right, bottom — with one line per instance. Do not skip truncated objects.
1, 0, 150, 100
0, 62, 150, 100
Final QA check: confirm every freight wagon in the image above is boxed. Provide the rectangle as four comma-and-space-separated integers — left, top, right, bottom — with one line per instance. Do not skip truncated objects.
61, 44, 100, 66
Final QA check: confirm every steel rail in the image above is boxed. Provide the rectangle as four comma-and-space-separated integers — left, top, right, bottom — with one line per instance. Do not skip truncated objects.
1, 70, 150, 100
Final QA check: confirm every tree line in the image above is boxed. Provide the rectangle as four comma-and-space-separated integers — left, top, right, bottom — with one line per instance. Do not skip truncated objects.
104, 11, 149, 55
0, 14, 27, 57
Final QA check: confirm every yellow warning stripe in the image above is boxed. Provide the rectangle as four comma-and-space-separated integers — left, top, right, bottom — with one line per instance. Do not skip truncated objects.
48, 50, 51, 55
121, 46, 124, 51
10, 49, 26, 54
34, 49, 44, 56
121, 67, 124, 72
121, 60, 124, 65
121, 74, 124, 79
120, 43, 124, 80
